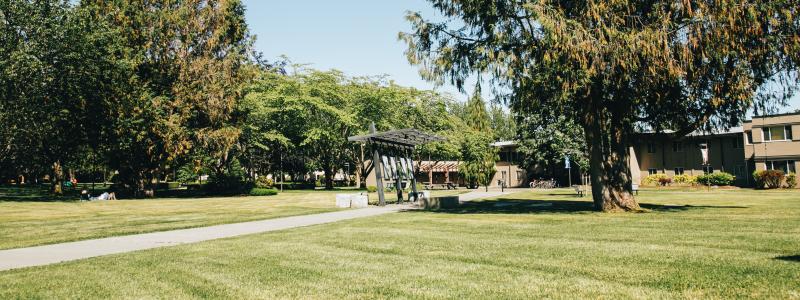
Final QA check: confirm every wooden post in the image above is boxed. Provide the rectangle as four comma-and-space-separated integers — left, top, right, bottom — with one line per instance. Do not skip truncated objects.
408, 150, 419, 202
395, 155, 404, 204
370, 123, 386, 206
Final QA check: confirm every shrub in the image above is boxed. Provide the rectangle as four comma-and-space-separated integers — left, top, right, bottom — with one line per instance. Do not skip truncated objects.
672, 174, 697, 186
753, 170, 784, 189
366, 186, 377, 193
642, 174, 669, 186
696, 172, 736, 186
255, 176, 274, 189
249, 188, 278, 196
785, 173, 797, 189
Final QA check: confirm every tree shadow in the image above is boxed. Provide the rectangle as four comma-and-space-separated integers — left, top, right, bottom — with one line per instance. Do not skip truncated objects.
775, 255, 800, 263
406, 196, 747, 215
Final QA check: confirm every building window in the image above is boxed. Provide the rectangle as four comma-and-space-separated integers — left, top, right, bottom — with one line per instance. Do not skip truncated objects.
674, 167, 684, 175
672, 141, 684, 152
766, 160, 797, 174
648, 168, 658, 175
732, 137, 744, 149
746, 131, 753, 144
647, 142, 656, 154
763, 126, 790, 142
703, 166, 714, 174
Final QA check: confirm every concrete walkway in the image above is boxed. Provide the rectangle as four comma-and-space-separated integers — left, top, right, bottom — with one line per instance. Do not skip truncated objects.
0, 205, 406, 272
0, 190, 511, 272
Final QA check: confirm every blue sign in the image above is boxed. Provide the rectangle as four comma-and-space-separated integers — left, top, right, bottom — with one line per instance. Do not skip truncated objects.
565, 155, 571, 169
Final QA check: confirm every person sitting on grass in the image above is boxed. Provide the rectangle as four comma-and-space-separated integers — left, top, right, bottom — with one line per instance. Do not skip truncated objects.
89, 192, 117, 201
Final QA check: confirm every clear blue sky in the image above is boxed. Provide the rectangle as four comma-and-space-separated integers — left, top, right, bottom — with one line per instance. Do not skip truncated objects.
242, 0, 799, 113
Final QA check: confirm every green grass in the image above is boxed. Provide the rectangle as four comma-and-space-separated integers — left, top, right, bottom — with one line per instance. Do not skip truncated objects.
0, 188, 463, 250
0, 190, 344, 250
1, 188, 798, 298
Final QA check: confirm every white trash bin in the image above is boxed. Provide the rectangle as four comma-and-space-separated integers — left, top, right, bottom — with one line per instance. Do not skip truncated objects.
335, 194, 352, 208
350, 194, 369, 208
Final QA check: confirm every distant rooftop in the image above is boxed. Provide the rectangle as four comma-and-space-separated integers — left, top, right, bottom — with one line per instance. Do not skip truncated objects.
639, 126, 743, 137
746, 111, 800, 122
490, 141, 517, 147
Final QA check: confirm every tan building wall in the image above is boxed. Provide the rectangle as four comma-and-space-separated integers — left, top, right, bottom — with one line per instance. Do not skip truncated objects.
490, 161, 527, 188
630, 132, 748, 186
744, 113, 800, 177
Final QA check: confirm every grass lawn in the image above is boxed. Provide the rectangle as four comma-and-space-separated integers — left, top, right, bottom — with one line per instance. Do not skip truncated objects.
0, 187, 466, 250
1, 188, 798, 298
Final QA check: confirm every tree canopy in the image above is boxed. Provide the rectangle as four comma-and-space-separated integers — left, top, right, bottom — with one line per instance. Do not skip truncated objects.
401, 0, 800, 211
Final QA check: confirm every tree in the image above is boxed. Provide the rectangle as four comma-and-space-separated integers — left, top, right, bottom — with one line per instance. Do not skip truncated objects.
459, 132, 497, 191
401, 0, 800, 211
465, 86, 491, 132
0, 0, 130, 194
489, 104, 516, 141
245, 68, 354, 190
83, 0, 253, 196
517, 112, 588, 183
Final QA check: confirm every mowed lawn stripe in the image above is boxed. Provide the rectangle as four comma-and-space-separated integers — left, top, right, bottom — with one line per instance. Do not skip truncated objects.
1, 189, 798, 298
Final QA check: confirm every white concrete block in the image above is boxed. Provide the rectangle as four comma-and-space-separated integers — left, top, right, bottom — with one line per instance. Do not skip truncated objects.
350, 195, 369, 208
335, 194, 352, 208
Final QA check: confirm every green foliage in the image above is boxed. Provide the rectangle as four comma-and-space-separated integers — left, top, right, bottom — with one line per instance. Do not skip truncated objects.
82, 0, 253, 196
489, 104, 516, 141
696, 172, 736, 186
465, 86, 490, 132
459, 132, 498, 190
672, 175, 697, 186
642, 174, 669, 186
249, 188, 278, 197
255, 176, 274, 189
518, 113, 587, 176
402, 0, 800, 209
753, 170, 785, 189
786, 173, 797, 189
366, 186, 377, 193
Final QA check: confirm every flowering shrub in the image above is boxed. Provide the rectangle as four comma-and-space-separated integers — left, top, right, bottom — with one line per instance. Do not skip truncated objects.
255, 176, 274, 189
672, 174, 697, 185
785, 173, 797, 189
753, 170, 785, 189
643, 174, 669, 186
696, 172, 736, 186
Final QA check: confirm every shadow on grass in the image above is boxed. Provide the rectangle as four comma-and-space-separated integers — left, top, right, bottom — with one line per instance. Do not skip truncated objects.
0, 185, 307, 202
775, 255, 800, 263
408, 196, 747, 215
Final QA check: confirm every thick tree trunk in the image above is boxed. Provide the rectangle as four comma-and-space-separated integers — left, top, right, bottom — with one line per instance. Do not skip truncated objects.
323, 158, 334, 190
584, 107, 641, 212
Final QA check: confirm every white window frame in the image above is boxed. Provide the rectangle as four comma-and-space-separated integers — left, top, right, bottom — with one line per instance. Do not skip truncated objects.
648, 168, 658, 175
763, 126, 790, 142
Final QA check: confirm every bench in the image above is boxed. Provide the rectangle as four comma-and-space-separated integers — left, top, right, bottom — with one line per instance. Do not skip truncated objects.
573, 185, 586, 197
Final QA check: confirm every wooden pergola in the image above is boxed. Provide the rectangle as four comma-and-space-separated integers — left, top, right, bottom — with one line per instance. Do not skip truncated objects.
348, 124, 444, 206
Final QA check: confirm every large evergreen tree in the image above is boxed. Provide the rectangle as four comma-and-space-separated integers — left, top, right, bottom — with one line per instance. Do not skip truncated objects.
402, 0, 800, 211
